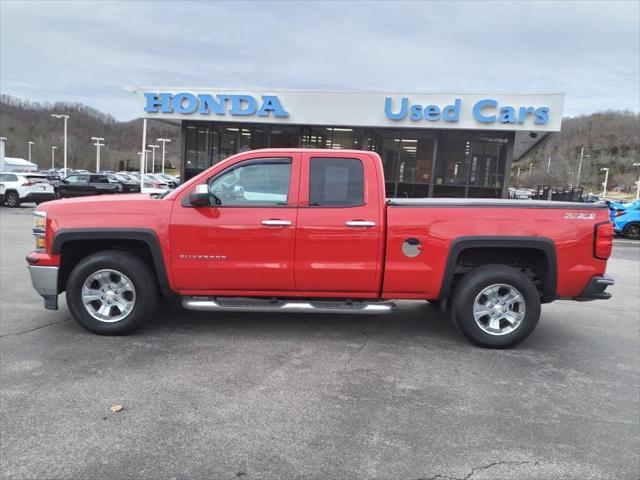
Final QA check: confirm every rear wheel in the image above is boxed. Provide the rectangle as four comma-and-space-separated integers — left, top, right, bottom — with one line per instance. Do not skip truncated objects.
623, 222, 640, 240
66, 250, 158, 335
5, 191, 20, 208
451, 265, 541, 348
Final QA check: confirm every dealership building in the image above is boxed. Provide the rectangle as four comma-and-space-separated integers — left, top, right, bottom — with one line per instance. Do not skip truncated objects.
137, 89, 564, 198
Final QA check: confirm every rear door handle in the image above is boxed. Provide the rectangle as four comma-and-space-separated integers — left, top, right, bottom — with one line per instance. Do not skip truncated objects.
345, 220, 376, 227
262, 219, 292, 226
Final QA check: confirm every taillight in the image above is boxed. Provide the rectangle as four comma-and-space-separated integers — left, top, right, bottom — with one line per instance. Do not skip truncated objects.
614, 210, 626, 217
152, 182, 161, 188
22, 181, 34, 186
594, 221, 613, 260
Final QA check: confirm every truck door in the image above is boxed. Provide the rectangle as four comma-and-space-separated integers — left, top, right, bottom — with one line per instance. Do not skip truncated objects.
170, 153, 300, 293
294, 153, 384, 295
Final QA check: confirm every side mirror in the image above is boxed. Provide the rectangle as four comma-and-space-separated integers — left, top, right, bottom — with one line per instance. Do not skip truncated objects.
189, 184, 210, 206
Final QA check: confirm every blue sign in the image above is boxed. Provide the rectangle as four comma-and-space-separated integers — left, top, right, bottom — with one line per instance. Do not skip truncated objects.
384, 97, 550, 125
144, 92, 289, 117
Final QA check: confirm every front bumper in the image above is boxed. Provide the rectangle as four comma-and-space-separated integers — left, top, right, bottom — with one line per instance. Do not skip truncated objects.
28, 265, 59, 310
575, 275, 615, 301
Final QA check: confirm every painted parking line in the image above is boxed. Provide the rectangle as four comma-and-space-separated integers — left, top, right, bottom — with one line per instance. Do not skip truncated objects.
614, 240, 640, 246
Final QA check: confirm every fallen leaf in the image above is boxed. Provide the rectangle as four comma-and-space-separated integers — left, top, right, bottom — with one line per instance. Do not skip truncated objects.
110, 404, 123, 413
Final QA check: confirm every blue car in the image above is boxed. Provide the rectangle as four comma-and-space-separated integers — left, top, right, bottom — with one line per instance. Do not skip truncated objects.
612, 201, 640, 240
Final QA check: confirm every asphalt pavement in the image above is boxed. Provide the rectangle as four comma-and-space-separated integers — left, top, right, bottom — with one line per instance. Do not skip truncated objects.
1, 205, 639, 479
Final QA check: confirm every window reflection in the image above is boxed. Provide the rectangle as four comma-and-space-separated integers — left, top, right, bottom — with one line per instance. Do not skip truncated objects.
183, 122, 511, 198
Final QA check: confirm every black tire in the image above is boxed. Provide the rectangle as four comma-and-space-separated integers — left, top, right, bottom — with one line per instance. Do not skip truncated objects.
623, 222, 640, 240
450, 264, 541, 348
66, 250, 159, 335
5, 191, 20, 208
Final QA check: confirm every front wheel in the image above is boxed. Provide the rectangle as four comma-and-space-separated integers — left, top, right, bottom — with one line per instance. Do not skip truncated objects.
450, 265, 541, 348
66, 250, 159, 335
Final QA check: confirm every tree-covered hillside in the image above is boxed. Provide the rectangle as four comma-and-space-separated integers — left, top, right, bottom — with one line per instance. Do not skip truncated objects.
0, 95, 181, 172
514, 111, 640, 194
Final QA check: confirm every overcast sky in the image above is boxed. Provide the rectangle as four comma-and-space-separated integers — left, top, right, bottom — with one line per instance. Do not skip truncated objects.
1, 0, 638, 121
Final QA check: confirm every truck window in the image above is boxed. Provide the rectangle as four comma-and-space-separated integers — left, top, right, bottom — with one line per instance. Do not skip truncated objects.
309, 158, 364, 207
208, 158, 291, 206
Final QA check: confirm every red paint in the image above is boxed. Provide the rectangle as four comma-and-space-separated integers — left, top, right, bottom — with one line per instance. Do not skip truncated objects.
31, 149, 612, 301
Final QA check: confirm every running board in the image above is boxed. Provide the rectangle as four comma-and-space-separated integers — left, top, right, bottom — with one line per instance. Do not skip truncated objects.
181, 297, 396, 314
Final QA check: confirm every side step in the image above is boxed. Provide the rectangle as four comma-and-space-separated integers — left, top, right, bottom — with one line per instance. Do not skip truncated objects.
182, 297, 396, 315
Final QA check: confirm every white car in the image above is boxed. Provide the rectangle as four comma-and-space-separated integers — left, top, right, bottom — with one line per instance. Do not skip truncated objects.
141, 181, 170, 197
0, 172, 56, 207
0, 183, 5, 204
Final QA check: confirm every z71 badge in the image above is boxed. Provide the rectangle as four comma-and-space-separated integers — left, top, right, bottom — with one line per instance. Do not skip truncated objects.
564, 212, 596, 220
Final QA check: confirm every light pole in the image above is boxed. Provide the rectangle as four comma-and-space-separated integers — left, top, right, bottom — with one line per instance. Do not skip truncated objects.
91, 137, 105, 172
51, 114, 69, 172
157, 138, 172, 174
148, 144, 159, 173
28, 141, 35, 165
633, 162, 640, 200
0, 137, 6, 171
600, 167, 609, 200
515, 166, 521, 188
51, 146, 58, 169
546, 156, 555, 174
576, 147, 590, 186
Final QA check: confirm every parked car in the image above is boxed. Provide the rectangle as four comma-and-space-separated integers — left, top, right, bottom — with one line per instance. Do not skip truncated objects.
143, 174, 171, 189
57, 168, 74, 178
37, 171, 62, 188
0, 172, 55, 207
154, 173, 180, 188
612, 201, 640, 240
107, 174, 141, 193
141, 180, 171, 197
55, 174, 122, 199
26, 149, 615, 348
0, 183, 5, 204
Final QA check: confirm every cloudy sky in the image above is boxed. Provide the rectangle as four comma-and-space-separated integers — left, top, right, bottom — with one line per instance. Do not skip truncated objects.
1, 0, 638, 120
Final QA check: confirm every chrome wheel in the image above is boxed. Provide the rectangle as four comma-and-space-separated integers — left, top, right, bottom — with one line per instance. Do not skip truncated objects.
81, 269, 136, 323
473, 283, 526, 336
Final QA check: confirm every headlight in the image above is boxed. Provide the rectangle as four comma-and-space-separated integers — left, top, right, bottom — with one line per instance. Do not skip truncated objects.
33, 211, 46, 251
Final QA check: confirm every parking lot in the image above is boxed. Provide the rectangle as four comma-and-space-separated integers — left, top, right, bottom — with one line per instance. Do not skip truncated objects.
1, 205, 638, 480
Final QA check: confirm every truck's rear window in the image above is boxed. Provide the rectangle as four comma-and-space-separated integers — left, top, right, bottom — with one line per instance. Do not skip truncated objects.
309, 158, 364, 207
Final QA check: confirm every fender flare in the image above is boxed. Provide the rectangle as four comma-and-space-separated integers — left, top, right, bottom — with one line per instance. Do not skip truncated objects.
52, 228, 172, 296
437, 236, 558, 303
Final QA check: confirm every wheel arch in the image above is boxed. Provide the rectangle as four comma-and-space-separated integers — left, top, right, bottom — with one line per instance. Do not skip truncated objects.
52, 228, 172, 296
437, 236, 558, 303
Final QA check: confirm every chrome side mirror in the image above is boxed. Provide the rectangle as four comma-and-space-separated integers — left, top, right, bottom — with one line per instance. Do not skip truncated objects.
189, 184, 210, 206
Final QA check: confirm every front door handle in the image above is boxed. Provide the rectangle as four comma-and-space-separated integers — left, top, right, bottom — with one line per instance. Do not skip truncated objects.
345, 220, 376, 227
262, 219, 292, 226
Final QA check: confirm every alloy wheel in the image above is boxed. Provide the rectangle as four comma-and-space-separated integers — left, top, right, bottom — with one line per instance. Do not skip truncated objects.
81, 269, 136, 323
472, 283, 526, 336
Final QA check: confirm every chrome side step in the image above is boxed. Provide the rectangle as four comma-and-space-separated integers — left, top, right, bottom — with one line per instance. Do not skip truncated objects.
181, 297, 396, 315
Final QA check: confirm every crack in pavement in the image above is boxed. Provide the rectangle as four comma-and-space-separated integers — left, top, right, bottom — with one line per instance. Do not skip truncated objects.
420, 460, 540, 480
0, 318, 71, 337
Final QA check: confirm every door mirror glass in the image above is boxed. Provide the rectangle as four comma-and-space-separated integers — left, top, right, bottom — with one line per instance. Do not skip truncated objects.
189, 184, 210, 206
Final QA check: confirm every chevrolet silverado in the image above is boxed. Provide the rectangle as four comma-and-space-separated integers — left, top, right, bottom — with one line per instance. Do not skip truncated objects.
27, 149, 614, 348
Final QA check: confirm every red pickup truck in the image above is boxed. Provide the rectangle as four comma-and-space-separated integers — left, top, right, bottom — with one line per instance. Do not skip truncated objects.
27, 149, 614, 348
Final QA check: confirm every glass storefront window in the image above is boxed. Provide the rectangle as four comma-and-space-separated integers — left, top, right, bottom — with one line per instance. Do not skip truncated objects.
182, 121, 512, 197
396, 133, 435, 198
302, 127, 330, 148
330, 128, 362, 150
270, 126, 301, 148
